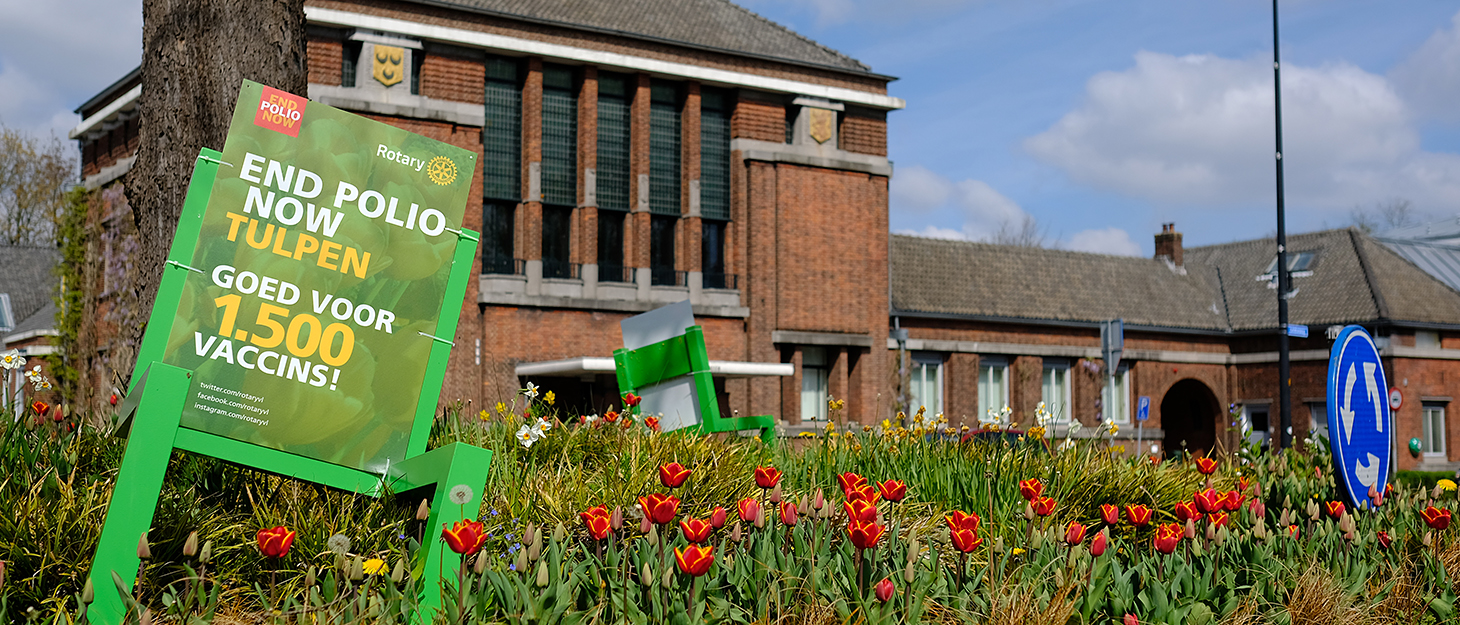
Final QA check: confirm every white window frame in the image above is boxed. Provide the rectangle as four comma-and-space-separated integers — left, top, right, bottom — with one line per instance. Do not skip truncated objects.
978, 356, 1010, 422
1041, 361, 1072, 423
1241, 404, 1271, 446
1102, 365, 1131, 424
1306, 402, 1328, 443
800, 346, 829, 421
1424, 403, 1447, 458
908, 352, 944, 417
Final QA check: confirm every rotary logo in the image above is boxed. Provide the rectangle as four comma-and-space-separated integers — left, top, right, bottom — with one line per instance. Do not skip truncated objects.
426, 156, 457, 186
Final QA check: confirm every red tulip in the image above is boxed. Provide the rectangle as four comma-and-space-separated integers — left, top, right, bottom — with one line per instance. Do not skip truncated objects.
1125, 505, 1153, 526
875, 577, 896, 603
946, 510, 980, 533
1031, 496, 1057, 517
31, 401, 48, 417
950, 527, 983, 553
844, 498, 878, 523
584, 513, 611, 540
674, 544, 714, 576
1018, 478, 1044, 501
1150, 456, 1162, 467
737, 497, 761, 523
622, 392, 642, 408
1152, 523, 1182, 554
580, 505, 609, 523
1193, 489, 1222, 514
1124, 614, 1139, 625
1238, 476, 1250, 493
1174, 501, 1202, 523
878, 479, 908, 502
847, 520, 886, 550
1090, 529, 1109, 556
109, 393, 119, 406
709, 506, 727, 529
680, 517, 713, 543
1287, 524, 1300, 539
754, 466, 783, 489
1207, 511, 1229, 528
638, 493, 681, 525
780, 501, 799, 526
644, 416, 660, 432
1195, 457, 1218, 474
1422, 506, 1452, 530
440, 520, 485, 555
659, 462, 692, 488
837, 472, 868, 496
257, 525, 296, 558
1324, 501, 1345, 520
1064, 521, 1087, 546
603, 410, 619, 423
52, 407, 63, 423
1377, 531, 1392, 549
846, 484, 882, 505
1222, 490, 1244, 512
1100, 504, 1119, 525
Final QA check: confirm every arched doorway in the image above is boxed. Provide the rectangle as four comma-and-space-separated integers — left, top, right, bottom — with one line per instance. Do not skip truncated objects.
1162, 379, 1219, 456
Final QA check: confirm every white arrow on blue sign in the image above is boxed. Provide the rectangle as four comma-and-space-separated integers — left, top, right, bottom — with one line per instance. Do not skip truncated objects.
1137, 396, 1150, 422
1326, 325, 1391, 508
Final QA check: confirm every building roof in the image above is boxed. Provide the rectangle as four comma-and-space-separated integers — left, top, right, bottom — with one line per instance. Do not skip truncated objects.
890, 227, 1460, 334
889, 235, 1230, 331
408, 0, 878, 76
0, 245, 59, 341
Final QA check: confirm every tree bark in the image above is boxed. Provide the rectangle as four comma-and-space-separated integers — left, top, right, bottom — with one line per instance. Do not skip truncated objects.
120, 0, 306, 383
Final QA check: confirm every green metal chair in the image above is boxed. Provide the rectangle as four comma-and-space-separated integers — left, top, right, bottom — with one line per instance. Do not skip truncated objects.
612, 325, 776, 443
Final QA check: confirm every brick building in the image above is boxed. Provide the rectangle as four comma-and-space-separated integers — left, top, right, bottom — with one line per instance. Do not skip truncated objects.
891, 226, 1460, 471
68, 0, 901, 423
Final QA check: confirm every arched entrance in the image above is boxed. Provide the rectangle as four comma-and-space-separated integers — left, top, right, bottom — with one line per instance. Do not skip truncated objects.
1162, 378, 1220, 456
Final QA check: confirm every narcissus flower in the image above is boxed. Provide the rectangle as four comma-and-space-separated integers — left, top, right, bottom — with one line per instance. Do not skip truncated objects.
837, 472, 868, 496
754, 466, 783, 489
878, 479, 908, 502
674, 545, 714, 576
440, 520, 485, 555
680, 517, 713, 544
946, 510, 980, 533
1018, 478, 1043, 501
1325, 501, 1346, 520
1100, 504, 1119, 525
1195, 457, 1218, 474
1125, 505, 1153, 526
1031, 496, 1057, 517
659, 462, 692, 488
844, 498, 878, 523
638, 493, 681, 525
1152, 523, 1182, 554
1194, 489, 1222, 514
1422, 506, 1452, 530
1064, 521, 1087, 546
847, 520, 886, 550
257, 526, 296, 558
737, 497, 761, 523
875, 577, 896, 603
950, 527, 983, 553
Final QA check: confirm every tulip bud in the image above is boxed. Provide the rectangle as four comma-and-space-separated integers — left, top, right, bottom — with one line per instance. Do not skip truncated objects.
798, 495, 810, 517
1343, 530, 1356, 543
1279, 509, 1291, 527
1024, 502, 1035, 520
304, 566, 316, 589
754, 505, 766, 529
662, 566, 673, 588
875, 577, 895, 603
641, 562, 653, 586
415, 499, 430, 521
1054, 568, 1065, 588
639, 515, 652, 535
1185, 519, 1197, 540
780, 501, 799, 526
351, 556, 364, 581
813, 489, 825, 510
907, 535, 920, 563
140, 608, 152, 625
770, 484, 782, 505
1435, 484, 1445, 499
199, 540, 212, 564
646, 524, 659, 546
536, 560, 550, 587
81, 579, 94, 605
1216, 526, 1229, 546
514, 545, 529, 573
611, 506, 624, 531
182, 531, 199, 558
994, 536, 1004, 553
531, 527, 544, 559
553, 522, 567, 545
730, 522, 742, 544
904, 560, 916, 584
137, 532, 151, 560
1031, 530, 1045, 550
1424, 531, 1434, 547
1205, 523, 1217, 542
524, 523, 537, 547
1283, 494, 1291, 508
474, 552, 487, 575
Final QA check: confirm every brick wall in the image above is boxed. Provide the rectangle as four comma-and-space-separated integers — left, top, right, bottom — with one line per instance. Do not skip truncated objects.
421, 51, 485, 104
839, 110, 886, 156
732, 98, 786, 143
774, 165, 887, 334
308, 37, 343, 86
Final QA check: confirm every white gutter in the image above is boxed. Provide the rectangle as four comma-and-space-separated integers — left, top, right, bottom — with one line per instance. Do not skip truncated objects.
305, 6, 905, 111
515, 356, 793, 378
69, 84, 141, 140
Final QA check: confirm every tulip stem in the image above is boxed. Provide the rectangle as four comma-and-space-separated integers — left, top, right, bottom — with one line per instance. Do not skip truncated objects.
458, 559, 468, 625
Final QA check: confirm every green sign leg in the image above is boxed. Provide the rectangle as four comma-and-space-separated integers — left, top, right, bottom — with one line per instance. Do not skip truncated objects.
87, 363, 191, 625
391, 442, 493, 620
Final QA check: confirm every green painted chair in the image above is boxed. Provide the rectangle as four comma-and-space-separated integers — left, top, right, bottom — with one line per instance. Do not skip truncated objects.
87, 149, 489, 624
612, 325, 776, 443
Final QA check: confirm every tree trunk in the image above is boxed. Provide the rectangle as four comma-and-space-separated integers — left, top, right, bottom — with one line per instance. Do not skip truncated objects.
120, 0, 306, 384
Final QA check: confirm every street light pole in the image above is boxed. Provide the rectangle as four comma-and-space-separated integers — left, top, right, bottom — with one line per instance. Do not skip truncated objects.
1274, 0, 1293, 449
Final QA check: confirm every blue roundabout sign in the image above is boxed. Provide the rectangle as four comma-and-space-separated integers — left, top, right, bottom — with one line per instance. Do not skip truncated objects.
1326, 325, 1392, 508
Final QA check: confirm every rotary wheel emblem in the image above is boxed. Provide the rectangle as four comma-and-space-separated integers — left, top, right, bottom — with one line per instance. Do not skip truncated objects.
426, 156, 458, 186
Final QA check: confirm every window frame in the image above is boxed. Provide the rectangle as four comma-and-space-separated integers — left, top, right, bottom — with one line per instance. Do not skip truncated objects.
1424, 402, 1448, 458
908, 352, 944, 417
977, 356, 1010, 422
1041, 360, 1072, 423
800, 347, 830, 422
1102, 365, 1132, 424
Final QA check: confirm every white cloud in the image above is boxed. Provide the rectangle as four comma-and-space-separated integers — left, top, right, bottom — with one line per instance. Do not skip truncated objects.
1391, 10, 1460, 124
897, 225, 969, 240
891, 165, 1034, 241
742, 0, 979, 27
1063, 227, 1141, 256
0, 0, 141, 137
1025, 50, 1460, 214
889, 163, 952, 212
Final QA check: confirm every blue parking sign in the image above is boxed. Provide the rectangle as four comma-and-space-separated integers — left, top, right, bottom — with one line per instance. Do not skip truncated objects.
1326, 325, 1391, 508
1137, 396, 1150, 422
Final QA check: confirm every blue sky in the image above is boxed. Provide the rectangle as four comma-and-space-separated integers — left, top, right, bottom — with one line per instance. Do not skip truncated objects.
4, 1, 1460, 255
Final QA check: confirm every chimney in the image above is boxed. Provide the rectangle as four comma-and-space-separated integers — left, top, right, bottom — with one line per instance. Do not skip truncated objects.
1154, 223, 1183, 266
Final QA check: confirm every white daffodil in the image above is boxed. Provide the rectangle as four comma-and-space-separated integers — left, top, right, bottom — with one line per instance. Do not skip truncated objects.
535, 417, 553, 433
530, 421, 548, 440
0, 349, 22, 370
523, 382, 539, 400
516, 424, 537, 448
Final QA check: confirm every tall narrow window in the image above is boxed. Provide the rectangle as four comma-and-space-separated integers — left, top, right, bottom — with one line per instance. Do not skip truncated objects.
1424, 403, 1447, 457
650, 215, 677, 286
701, 88, 731, 289
649, 83, 681, 285
978, 357, 1009, 421
1243, 404, 1270, 450
1041, 361, 1071, 423
1307, 402, 1328, 443
1102, 366, 1131, 424
482, 56, 521, 274
541, 65, 577, 207
409, 49, 424, 95
342, 40, 362, 88
542, 206, 573, 278
597, 72, 631, 281
800, 347, 830, 421
701, 221, 726, 288
909, 353, 943, 416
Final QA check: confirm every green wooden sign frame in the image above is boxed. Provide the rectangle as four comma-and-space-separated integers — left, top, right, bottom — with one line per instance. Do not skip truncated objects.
86, 149, 491, 624
612, 325, 776, 443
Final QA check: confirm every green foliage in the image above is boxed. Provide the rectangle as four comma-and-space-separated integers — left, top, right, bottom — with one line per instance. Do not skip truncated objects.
46, 185, 92, 398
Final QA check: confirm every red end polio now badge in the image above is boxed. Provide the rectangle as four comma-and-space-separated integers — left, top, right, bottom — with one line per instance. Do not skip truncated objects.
254, 85, 307, 137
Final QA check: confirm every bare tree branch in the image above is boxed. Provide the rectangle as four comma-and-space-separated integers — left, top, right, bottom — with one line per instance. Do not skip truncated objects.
0, 127, 76, 246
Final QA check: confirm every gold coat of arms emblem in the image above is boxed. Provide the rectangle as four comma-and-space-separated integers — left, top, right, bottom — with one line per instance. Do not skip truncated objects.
808, 108, 835, 144
373, 45, 405, 88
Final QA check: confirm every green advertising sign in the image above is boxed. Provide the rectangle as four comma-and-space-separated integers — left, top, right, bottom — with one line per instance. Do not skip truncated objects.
161, 80, 475, 472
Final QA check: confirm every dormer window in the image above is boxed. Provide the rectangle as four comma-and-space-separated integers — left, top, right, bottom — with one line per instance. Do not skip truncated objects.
1257, 250, 1318, 284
